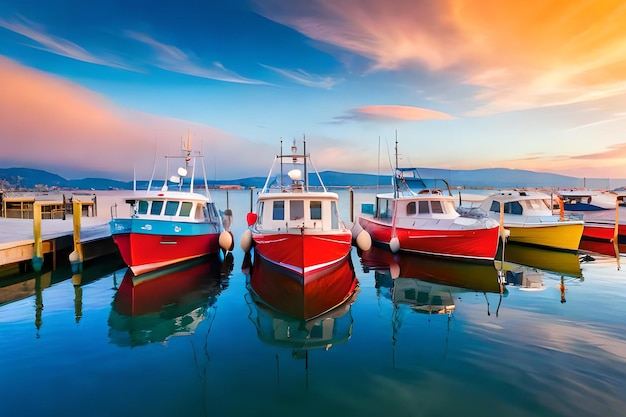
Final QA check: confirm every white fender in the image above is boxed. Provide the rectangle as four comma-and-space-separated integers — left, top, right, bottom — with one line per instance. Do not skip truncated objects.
240, 229, 253, 253
219, 231, 234, 252
389, 236, 400, 254
356, 229, 372, 252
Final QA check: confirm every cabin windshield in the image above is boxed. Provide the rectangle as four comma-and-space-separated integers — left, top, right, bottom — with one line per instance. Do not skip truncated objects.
331, 201, 339, 229
377, 198, 394, 219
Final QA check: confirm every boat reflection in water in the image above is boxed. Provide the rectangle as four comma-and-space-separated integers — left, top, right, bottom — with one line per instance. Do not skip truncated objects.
495, 243, 583, 294
108, 253, 232, 347
497, 242, 583, 279
359, 245, 506, 316
245, 250, 358, 321
244, 251, 359, 357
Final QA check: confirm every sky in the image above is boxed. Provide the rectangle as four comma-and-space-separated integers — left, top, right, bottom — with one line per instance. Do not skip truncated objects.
1, 0, 626, 182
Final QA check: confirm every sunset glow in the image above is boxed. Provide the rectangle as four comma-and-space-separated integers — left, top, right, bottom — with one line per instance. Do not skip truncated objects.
0, 0, 625, 181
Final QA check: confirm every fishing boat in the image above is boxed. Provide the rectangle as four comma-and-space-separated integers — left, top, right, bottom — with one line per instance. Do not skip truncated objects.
108, 255, 227, 347
244, 241, 358, 320
110, 135, 233, 276
557, 189, 626, 243
240, 139, 365, 281
472, 190, 584, 252
355, 155, 502, 261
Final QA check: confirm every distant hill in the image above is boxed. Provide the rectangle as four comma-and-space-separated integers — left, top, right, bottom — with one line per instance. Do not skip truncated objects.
0, 166, 623, 191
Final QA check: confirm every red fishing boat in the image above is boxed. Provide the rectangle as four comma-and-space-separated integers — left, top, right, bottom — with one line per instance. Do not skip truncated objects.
354, 142, 501, 262
110, 135, 233, 276
557, 189, 626, 243
241, 139, 366, 278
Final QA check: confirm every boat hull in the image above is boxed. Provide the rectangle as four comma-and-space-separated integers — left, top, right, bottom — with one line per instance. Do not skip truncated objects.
111, 219, 221, 275
358, 216, 500, 261
249, 250, 358, 320
504, 222, 584, 252
251, 230, 353, 276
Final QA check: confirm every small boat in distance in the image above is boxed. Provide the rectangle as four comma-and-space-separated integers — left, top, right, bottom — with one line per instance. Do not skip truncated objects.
473, 190, 584, 252
354, 142, 502, 262
240, 138, 366, 279
110, 134, 233, 275
557, 189, 626, 244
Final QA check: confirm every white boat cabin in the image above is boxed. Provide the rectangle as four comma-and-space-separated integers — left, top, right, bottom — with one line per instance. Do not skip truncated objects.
254, 193, 344, 233
122, 194, 221, 223
373, 193, 460, 222
479, 191, 555, 217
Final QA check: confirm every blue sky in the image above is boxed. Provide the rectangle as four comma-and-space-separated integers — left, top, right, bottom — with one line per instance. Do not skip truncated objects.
1, 0, 625, 182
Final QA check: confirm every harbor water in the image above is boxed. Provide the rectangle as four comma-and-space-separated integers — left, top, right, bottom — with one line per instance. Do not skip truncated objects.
1, 189, 625, 417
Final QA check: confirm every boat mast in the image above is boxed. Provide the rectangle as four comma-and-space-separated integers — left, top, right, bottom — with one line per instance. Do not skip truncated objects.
394, 131, 399, 199
280, 139, 284, 190
302, 135, 309, 191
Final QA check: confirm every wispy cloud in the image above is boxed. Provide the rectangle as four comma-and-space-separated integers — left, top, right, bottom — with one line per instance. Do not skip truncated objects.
255, 0, 626, 115
569, 113, 626, 131
260, 64, 342, 88
126, 31, 268, 85
0, 15, 132, 70
334, 105, 454, 123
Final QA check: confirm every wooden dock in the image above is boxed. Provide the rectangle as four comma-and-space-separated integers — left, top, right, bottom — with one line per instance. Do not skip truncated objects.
0, 216, 117, 277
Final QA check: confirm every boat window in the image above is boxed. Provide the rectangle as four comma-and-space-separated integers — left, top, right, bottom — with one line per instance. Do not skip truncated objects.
492, 201, 522, 215
257, 202, 264, 224
418, 201, 430, 214
179, 202, 193, 217
378, 199, 393, 219
150, 200, 163, 215
273, 201, 284, 220
165, 201, 179, 216
290, 200, 304, 220
506, 202, 523, 215
310, 201, 322, 220
137, 200, 149, 214
331, 201, 339, 229
407, 202, 416, 215
431, 201, 444, 214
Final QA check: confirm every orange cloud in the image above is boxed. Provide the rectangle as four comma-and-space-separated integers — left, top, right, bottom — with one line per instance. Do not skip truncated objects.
0, 56, 271, 180
334, 105, 454, 122
256, 0, 626, 114
358, 105, 454, 121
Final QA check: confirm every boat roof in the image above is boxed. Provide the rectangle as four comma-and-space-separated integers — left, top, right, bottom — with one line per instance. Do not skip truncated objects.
125, 190, 211, 202
257, 190, 339, 200
484, 190, 553, 202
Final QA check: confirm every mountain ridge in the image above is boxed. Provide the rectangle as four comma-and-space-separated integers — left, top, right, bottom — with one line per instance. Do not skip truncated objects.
0, 166, 623, 191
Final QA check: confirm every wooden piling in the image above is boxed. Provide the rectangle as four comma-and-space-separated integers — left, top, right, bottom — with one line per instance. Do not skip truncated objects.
32, 202, 43, 272
70, 200, 84, 273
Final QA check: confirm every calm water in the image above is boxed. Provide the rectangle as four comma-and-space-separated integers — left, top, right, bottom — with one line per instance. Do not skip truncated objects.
1, 189, 626, 417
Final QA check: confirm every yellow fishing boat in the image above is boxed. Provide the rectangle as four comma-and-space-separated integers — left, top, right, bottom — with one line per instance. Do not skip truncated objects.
473, 190, 584, 252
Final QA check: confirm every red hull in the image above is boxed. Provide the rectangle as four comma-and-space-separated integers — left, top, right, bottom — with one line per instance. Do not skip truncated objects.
249, 252, 358, 320
358, 217, 499, 261
252, 231, 352, 276
113, 232, 221, 275
581, 222, 626, 243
